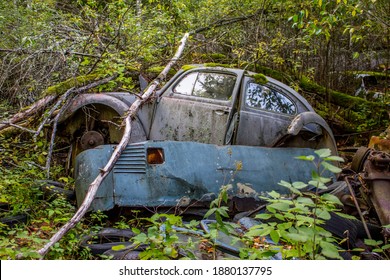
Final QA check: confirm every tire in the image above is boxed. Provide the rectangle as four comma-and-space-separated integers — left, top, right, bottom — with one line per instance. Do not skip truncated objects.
79, 228, 136, 256
0, 214, 28, 227
36, 180, 75, 202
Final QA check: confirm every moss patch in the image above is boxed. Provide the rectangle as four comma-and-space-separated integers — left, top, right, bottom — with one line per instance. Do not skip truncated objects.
299, 76, 377, 108
251, 73, 268, 84
181, 65, 198, 71
204, 62, 233, 68
146, 66, 176, 76
42, 74, 101, 97
254, 66, 293, 84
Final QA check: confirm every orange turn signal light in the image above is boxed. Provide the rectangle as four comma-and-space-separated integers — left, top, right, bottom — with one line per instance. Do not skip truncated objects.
147, 148, 165, 164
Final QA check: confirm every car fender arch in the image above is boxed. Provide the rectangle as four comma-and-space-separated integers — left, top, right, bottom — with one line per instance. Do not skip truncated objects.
58, 93, 147, 144
59, 93, 130, 122
286, 111, 338, 156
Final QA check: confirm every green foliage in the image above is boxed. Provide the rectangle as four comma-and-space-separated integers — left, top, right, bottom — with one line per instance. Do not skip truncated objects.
131, 213, 198, 260
239, 148, 345, 260
364, 237, 390, 259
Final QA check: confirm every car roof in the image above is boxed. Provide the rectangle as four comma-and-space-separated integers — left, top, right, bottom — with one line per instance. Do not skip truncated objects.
160, 64, 315, 112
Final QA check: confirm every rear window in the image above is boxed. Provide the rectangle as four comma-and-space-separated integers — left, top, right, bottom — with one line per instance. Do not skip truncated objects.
245, 82, 296, 115
173, 72, 236, 101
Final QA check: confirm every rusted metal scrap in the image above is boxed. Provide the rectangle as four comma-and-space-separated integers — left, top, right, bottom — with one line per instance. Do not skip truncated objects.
351, 147, 390, 228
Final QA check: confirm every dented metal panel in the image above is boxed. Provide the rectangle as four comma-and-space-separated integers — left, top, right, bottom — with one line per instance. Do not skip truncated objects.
75, 141, 334, 211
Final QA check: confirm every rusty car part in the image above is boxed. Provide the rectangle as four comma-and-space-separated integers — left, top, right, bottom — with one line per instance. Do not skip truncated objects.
80, 131, 105, 151
344, 177, 372, 239
351, 148, 390, 227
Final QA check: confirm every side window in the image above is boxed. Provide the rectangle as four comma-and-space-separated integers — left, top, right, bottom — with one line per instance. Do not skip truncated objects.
245, 82, 296, 115
173, 72, 236, 101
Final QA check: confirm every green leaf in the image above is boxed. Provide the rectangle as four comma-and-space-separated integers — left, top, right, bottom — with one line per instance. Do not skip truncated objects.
315, 149, 331, 158
316, 209, 331, 220
382, 244, 390, 250
255, 213, 272, 220
132, 233, 148, 244
324, 156, 345, 162
373, 248, 383, 253
277, 222, 293, 231
246, 227, 273, 237
204, 208, 217, 219
292, 181, 308, 189
268, 190, 281, 199
112, 244, 126, 251
321, 161, 342, 173
364, 239, 383, 246
320, 241, 342, 259
286, 233, 308, 242
334, 212, 358, 220
296, 214, 315, 225
296, 196, 315, 206
321, 193, 343, 205
283, 184, 302, 195
308, 180, 327, 190
274, 213, 286, 221
270, 230, 280, 244
267, 202, 291, 212
295, 155, 315, 161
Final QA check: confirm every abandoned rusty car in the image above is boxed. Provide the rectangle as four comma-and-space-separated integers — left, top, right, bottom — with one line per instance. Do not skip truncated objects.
53, 64, 389, 260
57, 65, 338, 211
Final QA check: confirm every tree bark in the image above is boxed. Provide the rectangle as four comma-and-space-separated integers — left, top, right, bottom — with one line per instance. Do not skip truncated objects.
37, 32, 190, 258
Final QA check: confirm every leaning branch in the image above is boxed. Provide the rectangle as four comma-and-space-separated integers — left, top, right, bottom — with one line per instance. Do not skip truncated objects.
0, 95, 57, 132
37, 33, 190, 258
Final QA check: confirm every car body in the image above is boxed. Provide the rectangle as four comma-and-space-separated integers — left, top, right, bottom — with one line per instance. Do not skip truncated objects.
74, 141, 334, 211
59, 64, 338, 211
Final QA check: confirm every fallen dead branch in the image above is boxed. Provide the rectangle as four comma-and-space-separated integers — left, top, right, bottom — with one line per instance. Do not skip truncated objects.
36, 32, 190, 258
0, 95, 56, 132
0, 74, 118, 135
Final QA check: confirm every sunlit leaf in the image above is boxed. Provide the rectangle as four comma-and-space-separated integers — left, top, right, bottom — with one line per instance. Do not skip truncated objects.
321, 193, 343, 205
316, 209, 331, 220
255, 213, 272, 220
320, 241, 342, 259
112, 244, 126, 251
295, 155, 315, 161
321, 161, 342, 173
267, 202, 290, 212
315, 149, 331, 158
270, 230, 280, 244
286, 233, 308, 242
324, 156, 345, 162
292, 181, 308, 189
364, 239, 383, 246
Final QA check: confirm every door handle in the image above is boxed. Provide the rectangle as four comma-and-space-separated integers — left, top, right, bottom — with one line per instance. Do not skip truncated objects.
214, 109, 229, 116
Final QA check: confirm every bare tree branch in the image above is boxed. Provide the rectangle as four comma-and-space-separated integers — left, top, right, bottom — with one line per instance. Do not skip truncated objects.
36, 32, 190, 258
0, 95, 56, 132
0, 48, 99, 58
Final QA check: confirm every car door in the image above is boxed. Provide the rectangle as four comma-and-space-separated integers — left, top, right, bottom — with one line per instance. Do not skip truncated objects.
149, 69, 239, 145
235, 76, 299, 146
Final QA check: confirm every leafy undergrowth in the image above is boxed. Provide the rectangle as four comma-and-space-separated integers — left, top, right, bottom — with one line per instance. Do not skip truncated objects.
0, 132, 94, 259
